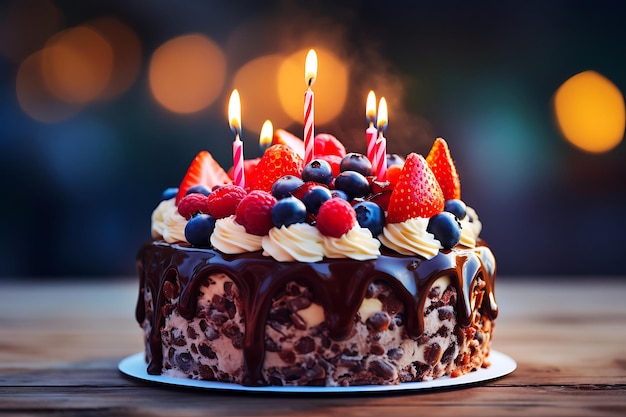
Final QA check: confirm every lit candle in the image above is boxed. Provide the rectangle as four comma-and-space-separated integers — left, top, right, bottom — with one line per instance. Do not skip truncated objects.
259, 120, 273, 154
304, 49, 317, 165
366, 90, 378, 165
374, 97, 388, 181
228, 89, 245, 188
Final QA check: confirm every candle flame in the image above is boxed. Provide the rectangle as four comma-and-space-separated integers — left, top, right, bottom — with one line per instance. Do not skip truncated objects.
305, 49, 318, 86
366, 90, 377, 121
228, 89, 241, 135
377, 97, 388, 131
259, 119, 273, 148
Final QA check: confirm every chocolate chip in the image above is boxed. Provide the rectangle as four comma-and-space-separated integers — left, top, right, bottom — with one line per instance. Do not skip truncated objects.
290, 312, 307, 330
176, 352, 193, 371
438, 306, 455, 321
199, 343, 216, 359
284, 365, 305, 381
382, 295, 403, 315
222, 323, 241, 339
265, 337, 281, 352
168, 347, 175, 359
231, 333, 243, 349
278, 350, 296, 364
370, 343, 384, 356
162, 280, 179, 300
436, 325, 449, 337
203, 326, 219, 341
209, 311, 229, 326
367, 311, 390, 332
306, 364, 325, 381
223, 281, 233, 297
368, 359, 395, 380
190, 343, 198, 354
428, 286, 441, 299
171, 330, 186, 346
287, 297, 312, 312
424, 342, 442, 366
295, 337, 315, 354
441, 344, 456, 365
199, 364, 215, 379
387, 347, 403, 360
187, 326, 198, 339
268, 308, 291, 324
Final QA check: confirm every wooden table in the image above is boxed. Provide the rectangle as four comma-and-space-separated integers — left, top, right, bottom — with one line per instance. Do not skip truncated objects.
1, 278, 625, 416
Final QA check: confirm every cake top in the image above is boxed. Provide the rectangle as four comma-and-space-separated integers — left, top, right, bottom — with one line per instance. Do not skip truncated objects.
150, 132, 484, 262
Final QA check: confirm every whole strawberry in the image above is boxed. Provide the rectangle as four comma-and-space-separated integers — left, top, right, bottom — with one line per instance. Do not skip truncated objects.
386, 153, 444, 223
235, 190, 277, 236
249, 144, 303, 193
206, 185, 247, 219
425, 137, 461, 200
316, 198, 356, 238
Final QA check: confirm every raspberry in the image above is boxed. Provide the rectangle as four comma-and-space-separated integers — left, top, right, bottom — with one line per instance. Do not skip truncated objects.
316, 198, 356, 238
206, 185, 247, 219
235, 190, 277, 236
177, 193, 210, 219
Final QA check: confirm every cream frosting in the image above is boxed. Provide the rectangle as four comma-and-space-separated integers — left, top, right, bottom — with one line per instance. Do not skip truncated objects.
151, 198, 188, 244
262, 223, 325, 262
378, 217, 442, 259
323, 227, 381, 260
458, 205, 482, 248
210, 216, 263, 254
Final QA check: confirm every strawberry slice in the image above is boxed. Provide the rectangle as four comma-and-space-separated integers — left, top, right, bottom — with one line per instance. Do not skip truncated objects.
175, 151, 231, 204
386, 153, 444, 223
273, 129, 305, 158
425, 137, 461, 200
249, 144, 303, 193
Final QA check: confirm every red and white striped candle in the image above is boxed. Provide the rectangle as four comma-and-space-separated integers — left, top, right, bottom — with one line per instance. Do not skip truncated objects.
228, 89, 245, 188
304, 49, 317, 165
374, 97, 388, 181
365, 90, 378, 165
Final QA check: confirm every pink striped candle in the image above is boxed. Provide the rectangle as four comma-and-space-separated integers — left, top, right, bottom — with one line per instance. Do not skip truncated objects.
365, 90, 377, 165
374, 97, 388, 181
228, 89, 245, 188
304, 49, 317, 165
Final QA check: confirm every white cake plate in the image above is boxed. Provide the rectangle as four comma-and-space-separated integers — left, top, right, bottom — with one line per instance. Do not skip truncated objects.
118, 350, 516, 394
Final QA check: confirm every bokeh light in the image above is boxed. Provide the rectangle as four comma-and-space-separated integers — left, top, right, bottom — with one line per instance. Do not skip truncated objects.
277, 48, 348, 126
232, 54, 293, 133
86, 17, 142, 100
554, 70, 625, 153
41, 26, 114, 104
149, 34, 226, 114
16, 50, 81, 123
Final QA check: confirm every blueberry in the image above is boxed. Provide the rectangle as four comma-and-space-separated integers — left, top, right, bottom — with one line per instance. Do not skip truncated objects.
302, 185, 332, 215
334, 171, 371, 199
185, 185, 211, 196
386, 153, 405, 168
340, 153, 372, 176
302, 159, 333, 185
427, 212, 461, 250
271, 175, 305, 199
271, 196, 307, 228
353, 201, 385, 237
330, 189, 349, 201
444, 199, 467, 220
184, 214, 216, 246
161, 187, 178, 200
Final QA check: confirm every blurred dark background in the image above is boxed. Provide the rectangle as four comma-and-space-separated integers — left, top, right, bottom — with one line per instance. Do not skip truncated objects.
1, 0, 625, 279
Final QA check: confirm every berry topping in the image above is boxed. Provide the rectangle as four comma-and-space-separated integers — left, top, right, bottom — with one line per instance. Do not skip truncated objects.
302, 185, 333, 215
271, 175, 305, 199
315, 154, 342, 177
302, 159, 333, 185
175, 151, 231, 204
353, 201, 385, 237
273, 128, 305, 158
161, 187, 178, 201
235, 190, 277, 236
249, 144, 303, 193
386, 153, 444, 223
444, 199, 467, 220
385, 164, 403, 185
425, 137, 461, 200
185, 185, 211, 197
177, 193, 210, 220
184, 214, 216, 247
314, 133, 346, 158
316, 198, 356, 238
386, 153, 405, 168
330, 189, 349, 201
340, 152, 372, 176
427, 212, 461, 249
334, 170, 372, 200
206, 185, 247, 219
271, 196, 307, 228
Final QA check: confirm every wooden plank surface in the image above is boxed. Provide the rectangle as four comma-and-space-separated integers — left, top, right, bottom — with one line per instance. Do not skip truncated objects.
1, 278, 625, 416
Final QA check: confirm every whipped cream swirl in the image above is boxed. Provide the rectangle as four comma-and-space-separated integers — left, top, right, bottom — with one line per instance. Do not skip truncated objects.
323, 227, 381, 260
211, 216, 263, 254
151, 198, 187, 244
262, 223, 325, 262
378, 217, 442, 259
458, 205, 482, 248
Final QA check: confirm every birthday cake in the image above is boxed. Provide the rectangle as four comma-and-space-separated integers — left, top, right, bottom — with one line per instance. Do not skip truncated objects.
136, 130, 498, 387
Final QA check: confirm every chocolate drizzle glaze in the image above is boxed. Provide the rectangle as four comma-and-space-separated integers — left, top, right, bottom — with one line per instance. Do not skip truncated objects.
136, 240, 497, 386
